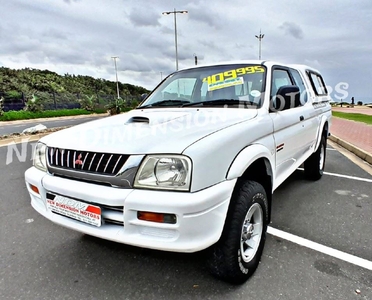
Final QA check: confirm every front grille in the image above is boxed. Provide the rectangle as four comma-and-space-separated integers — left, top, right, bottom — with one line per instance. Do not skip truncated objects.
47, 147, 129, 175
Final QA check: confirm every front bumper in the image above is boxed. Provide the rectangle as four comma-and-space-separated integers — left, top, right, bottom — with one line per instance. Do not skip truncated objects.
25, 167, 236, 252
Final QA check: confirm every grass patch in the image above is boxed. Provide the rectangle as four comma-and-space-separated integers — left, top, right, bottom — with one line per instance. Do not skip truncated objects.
0, 108, 107, 121
332, 111, 372, 125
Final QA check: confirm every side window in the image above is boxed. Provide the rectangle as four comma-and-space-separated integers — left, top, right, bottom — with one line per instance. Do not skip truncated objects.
290, 69, 308, 104
271, 69, 292, 98
270, 69, 293, 110
308, 72, 328, 96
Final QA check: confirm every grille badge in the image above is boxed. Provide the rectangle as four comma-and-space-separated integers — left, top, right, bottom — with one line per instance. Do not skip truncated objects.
75, 153, 83, 167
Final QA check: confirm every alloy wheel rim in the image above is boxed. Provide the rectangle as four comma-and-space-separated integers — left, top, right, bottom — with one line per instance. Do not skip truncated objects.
240, 203, 263, 263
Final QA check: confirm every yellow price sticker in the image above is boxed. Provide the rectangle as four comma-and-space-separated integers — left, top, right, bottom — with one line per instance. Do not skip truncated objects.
203, 66, 264, 85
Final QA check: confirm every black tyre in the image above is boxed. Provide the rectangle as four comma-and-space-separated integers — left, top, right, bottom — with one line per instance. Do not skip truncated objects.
304, 135, 326, 181
207, 180, 269, 284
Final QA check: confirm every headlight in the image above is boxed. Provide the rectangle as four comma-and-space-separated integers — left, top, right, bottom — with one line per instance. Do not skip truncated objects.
134, 155, 192, 191
33, 142, 47, 172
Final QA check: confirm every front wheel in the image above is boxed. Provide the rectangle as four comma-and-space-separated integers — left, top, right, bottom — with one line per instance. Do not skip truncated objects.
304, 135, 326, 180
207, 180, 269, 284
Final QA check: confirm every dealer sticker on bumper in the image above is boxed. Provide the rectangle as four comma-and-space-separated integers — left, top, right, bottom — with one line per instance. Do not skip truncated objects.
46, 194, 101, 227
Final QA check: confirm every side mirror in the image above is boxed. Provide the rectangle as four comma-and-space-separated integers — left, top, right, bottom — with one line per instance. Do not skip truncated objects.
274, 85, 300, 111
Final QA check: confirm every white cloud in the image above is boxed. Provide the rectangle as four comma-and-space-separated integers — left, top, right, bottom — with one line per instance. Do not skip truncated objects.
128, 7, 162, 27
0, 0, 371, 99
279, 22, 304, 40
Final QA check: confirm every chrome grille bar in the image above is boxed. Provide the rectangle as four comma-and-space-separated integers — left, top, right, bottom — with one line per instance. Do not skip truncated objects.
96, 154, 104, 172
104, 154, 113, 173
73, 151, 77, 168
88, 153, 96, 171
67, 150, 70, 168
56, 148, 59, 165
112, 155, 122, 174
61, 149, 64, 167
82, 152, 88, 169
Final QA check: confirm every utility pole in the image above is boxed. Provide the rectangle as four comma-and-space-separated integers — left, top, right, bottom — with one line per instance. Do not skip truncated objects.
255, 30, 265, 60
111, 56, 120, 99
162, 9, 188, 71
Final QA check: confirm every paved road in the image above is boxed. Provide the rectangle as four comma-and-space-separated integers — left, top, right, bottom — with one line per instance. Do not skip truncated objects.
0, 115, 106, 136
0, 141, 371, 299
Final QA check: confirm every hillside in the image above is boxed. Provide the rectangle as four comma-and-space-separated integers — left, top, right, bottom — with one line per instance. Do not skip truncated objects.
0, 67, 150, 110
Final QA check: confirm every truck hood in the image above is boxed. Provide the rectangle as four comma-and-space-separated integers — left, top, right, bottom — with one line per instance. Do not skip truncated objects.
40, 108, 257, 154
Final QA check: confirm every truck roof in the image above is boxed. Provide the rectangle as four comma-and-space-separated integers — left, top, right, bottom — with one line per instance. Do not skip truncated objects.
178, 60, 322, 74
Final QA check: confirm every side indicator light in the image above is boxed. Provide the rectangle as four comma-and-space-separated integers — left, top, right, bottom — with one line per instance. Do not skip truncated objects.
137, 211, 176, 224
30, 184, 40, 194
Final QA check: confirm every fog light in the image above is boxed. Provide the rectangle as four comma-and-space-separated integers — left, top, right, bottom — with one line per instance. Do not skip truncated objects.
137, 211, 176, 224
30, 184, 39, 194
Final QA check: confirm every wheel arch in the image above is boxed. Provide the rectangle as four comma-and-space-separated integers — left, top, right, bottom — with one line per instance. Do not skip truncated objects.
226, 145, 274, 222
314, 117, 330, 151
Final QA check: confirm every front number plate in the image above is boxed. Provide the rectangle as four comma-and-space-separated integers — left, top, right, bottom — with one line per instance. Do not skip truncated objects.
46, 194, 101, 227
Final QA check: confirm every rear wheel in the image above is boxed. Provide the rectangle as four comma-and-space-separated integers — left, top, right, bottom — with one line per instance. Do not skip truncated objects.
207, 180, 269, 284
304, 135, 326, 180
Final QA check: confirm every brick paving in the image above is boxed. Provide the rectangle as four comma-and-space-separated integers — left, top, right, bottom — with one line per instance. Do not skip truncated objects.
330, 117, 372, 154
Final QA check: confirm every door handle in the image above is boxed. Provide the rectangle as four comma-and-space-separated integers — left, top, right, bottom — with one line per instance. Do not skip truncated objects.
300, 115, 304, 121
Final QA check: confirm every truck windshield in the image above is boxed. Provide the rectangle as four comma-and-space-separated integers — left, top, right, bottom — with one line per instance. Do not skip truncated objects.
138, 64, 266, 108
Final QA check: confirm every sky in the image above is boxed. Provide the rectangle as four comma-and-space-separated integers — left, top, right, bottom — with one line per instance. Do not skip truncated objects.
1, 0, 372, 102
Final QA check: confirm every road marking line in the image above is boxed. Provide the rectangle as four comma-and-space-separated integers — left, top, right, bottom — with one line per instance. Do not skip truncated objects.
297, 168, 372, 183
267, 226, 372, 271
326, 148, 337, 151
323, 171, 372, 182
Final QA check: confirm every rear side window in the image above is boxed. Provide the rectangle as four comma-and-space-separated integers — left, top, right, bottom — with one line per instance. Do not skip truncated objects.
308, 72, 328, 96
290, 69, 308, 104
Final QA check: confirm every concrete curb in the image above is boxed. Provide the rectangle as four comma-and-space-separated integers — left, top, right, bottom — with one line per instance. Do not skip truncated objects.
0, 112, 109, 126
329, 134, 372, 165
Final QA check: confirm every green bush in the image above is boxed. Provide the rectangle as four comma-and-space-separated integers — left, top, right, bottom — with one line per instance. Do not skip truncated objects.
0, 97, 4, 116
79, 95, 96, 111
5, 90, 23, 100
105, 98, 139, 115
0, 108, 107, 121
24, 94, 44, 112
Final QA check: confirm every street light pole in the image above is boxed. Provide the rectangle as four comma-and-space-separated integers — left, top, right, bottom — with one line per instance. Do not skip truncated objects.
255, 30, 265, 60
162, 8, 188, 71
111, 56, 120, 99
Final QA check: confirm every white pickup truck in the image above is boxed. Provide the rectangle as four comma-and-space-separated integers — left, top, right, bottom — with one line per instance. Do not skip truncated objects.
25, 60, 332, 283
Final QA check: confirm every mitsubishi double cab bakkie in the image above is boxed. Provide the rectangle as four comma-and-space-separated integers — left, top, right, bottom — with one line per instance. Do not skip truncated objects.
25, 60, 332, 283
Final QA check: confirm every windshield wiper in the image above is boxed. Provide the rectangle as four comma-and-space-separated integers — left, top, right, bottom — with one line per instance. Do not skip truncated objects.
182, 99, 254, 107
137, 99, 190, 109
